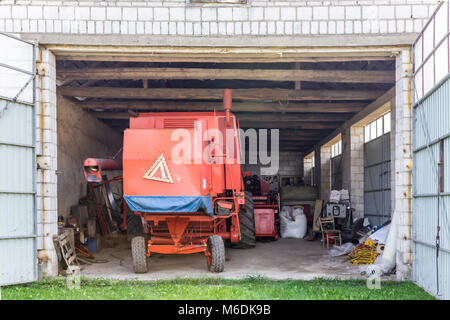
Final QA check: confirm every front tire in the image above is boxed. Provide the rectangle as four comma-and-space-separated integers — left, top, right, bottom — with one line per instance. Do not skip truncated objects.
131, 236, 148, 273
207, 235, 225, 273
126, 209, 144, 237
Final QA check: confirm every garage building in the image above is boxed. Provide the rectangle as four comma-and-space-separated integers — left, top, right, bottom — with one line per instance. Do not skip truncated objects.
0, 0, 448, 299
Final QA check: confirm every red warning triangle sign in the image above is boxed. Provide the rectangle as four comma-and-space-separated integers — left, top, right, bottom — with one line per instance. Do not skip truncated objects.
143, 153, 173, 183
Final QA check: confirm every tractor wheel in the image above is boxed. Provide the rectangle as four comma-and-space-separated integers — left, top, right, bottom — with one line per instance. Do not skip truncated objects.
126, 209, 143, 237
131, 236, 148, 274
232, 191, 256, 249
206, 235, 225, 273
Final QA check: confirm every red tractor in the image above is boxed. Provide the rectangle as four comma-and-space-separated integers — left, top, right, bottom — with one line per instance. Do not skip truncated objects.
83, 90, 256, 273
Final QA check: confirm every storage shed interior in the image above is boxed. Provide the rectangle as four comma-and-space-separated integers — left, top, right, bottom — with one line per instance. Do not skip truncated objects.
53, 52, 396, 277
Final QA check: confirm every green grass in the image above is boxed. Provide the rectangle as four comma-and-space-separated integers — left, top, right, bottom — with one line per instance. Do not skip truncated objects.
2, 277, 434, 300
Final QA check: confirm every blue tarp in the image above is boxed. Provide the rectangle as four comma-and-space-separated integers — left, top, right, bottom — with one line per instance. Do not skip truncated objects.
124, 195, 214, 217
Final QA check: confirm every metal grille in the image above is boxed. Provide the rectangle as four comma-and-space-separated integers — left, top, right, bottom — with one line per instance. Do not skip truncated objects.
163, 118, 196, 128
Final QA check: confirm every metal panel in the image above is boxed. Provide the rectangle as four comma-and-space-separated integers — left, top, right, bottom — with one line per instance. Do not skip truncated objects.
413, 75, 450, 300
413, 77, 450, 149
0, 32, 37, 286
364, 133, 391, 226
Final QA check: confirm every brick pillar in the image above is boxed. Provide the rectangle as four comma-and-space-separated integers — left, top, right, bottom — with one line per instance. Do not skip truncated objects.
36, 47, 58, 278
320, 145, 331, 201
349, 126, 364, 219
341, 128, 351, 191
394, 49, 413, 280
342, 126, 364, 219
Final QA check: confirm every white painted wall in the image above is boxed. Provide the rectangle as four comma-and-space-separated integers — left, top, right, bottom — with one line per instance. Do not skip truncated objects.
0, 0, 439, 37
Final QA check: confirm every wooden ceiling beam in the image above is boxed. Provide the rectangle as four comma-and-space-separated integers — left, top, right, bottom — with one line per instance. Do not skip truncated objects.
236, 112, 351, 122
239, 122, 343, 129
59, 67, 395, 84
77, 100, 367, 113
55, 54, 395, 63
279, 136, 322, 141
60, 87, 383, 101
92, 111, 350, 122
279, 129, 334, 137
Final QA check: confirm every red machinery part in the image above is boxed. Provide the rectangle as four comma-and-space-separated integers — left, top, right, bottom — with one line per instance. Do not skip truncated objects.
83, 90, 254, 274
223, 88, 232, 126
83, 158, 122, 183
253, 195, 279, 241
254, 208, 279, 240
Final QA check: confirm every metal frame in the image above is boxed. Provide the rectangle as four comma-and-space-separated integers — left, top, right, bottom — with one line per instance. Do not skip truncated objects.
413, 1, 449, 101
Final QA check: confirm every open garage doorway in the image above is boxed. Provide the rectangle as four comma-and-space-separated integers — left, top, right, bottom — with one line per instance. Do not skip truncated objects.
52, 46, 398, 279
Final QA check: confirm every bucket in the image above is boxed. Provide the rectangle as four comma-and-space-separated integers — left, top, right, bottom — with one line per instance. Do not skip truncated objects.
86, 238, 97, 253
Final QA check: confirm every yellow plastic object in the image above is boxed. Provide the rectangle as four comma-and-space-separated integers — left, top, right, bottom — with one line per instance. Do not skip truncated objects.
347, 240, 380, 265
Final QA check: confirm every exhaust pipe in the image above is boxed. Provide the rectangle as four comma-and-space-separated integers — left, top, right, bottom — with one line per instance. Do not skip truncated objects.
223, 89, 232, 126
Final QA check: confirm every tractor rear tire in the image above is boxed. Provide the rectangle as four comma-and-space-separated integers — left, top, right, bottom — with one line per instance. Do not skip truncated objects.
207, 235, 225, 273
127, 209, 143, 237
232, 191, 256, 249
131, 236, 148, 274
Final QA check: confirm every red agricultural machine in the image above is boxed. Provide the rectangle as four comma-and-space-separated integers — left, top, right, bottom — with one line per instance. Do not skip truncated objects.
244, 173, 280, 241
83, 90, 256, 273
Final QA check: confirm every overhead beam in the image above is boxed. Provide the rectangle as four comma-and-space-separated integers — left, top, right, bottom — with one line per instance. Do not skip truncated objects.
59, 67, 395, 84
304, 86, 395, 154
237, 113, 351, 122
56, 54, 396, 63
279, 136, 323, 141
279, 129, 334, 137
60, 87, 384, 101
77, 100, 367, 113
239, 122, 343, 129
91, 111, 351, 122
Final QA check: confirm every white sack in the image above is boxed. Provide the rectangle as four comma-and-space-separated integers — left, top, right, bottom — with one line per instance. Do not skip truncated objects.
369, 223, 391, 244
280, 208, 307, 239
329, 190, 341, 203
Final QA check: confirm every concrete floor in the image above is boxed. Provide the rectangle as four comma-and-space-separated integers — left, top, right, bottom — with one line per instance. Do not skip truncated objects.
80, 238, 365, 281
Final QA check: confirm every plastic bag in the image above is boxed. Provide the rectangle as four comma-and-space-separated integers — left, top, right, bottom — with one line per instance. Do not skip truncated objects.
328, 242, 354, 257
329, 190, 341, 203
280, 206, 293, 219
340, 189, 350, 201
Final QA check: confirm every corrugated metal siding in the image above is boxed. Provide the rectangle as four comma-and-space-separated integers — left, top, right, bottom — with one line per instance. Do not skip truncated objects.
364, 133, 391, 226
0, 100, 37, 286
413, 1, 450, 297
414, 78, 450, 149
0, 33, 37, 286
413, 76, 450, 300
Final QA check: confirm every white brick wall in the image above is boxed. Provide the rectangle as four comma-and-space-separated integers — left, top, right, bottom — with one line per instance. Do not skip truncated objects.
394, 49, 413, 281
349, 126, 364, 219
0, 0, 439, 36
35, 47, 59, 278
320, 145, 331, 201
